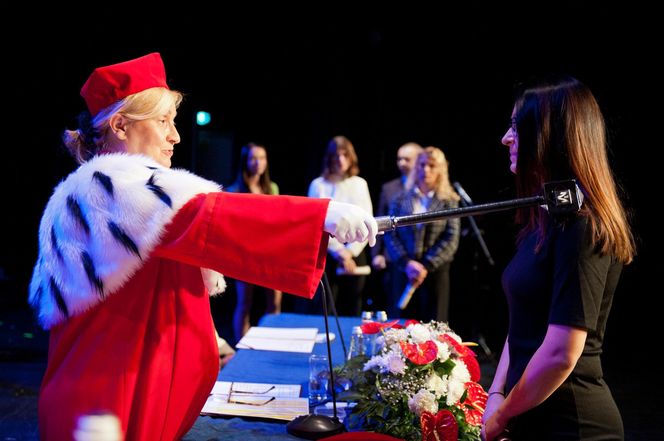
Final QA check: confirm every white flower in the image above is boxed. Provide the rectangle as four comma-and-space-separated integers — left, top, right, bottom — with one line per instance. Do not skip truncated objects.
425, 373, 447, 398
446, 379, 466, 406
434, 340, 451, 362
383, 329, 408, 346
408, 324, 430, 343
363, 354, 384, 372
446, 362, 471, 405
384, 352, 406, 375
408, 389, 438, 416
450, 360, 471, 384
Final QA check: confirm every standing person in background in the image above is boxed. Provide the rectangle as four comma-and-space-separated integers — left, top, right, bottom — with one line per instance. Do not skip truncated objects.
308, 135, 373, 316
30, 53, 377, 441
371, 142, 422, 308
481, 76, 635, 441
227, 142, 282, 341
384, 147, 460, 322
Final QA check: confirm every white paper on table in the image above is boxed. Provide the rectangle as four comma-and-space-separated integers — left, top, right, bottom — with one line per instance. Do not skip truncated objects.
210, 381, 301, 397
201, 381, 309, 421
236, 326, 318, 353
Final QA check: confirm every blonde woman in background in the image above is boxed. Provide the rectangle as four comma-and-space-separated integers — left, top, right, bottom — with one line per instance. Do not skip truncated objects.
384, 146, 460, 322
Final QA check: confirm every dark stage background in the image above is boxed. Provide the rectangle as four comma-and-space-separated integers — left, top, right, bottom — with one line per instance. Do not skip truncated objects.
1, 6, 659, 365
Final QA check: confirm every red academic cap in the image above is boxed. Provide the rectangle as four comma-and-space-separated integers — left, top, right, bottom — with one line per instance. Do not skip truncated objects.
80, 52, 169, 117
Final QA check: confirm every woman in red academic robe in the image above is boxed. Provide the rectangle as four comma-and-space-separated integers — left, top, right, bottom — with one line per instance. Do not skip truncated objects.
29, 53, 376, 441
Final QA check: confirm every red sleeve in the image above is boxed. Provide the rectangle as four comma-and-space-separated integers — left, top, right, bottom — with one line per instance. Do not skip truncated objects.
154, 192, 330, 299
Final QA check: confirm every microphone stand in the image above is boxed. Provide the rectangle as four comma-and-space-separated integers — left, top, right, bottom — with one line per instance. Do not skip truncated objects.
322, 273, 347, 360
376, 179, 583, 232
287, 275, 345, 439
459, 198, 495, 266
377, 195, 543, 231
457, 197, 495, 359
379, 180, 581, 354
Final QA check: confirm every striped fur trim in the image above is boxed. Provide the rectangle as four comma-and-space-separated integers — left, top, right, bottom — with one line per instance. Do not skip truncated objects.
29, 153, 225, 329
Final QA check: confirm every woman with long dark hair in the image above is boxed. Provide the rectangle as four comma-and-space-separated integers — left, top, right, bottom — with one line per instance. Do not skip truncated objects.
482, 76, 635, 441
227, 143, 282, 340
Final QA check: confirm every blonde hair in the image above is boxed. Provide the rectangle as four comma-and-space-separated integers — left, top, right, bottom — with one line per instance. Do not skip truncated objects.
409, 146, 460, 201
63, 87, 183, 164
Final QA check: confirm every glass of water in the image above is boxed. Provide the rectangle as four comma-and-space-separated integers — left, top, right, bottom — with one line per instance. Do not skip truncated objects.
308, 354, 330, 404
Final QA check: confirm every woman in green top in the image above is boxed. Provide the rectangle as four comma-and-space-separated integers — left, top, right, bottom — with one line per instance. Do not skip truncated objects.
227, 143, 281, 340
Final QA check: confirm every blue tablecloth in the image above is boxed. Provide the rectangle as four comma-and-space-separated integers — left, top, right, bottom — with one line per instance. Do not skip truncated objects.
186, 313, 362, 440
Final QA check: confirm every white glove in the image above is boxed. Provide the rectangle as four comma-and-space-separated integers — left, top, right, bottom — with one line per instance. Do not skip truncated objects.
324, 201, 377, 247
73, 414, 122, 441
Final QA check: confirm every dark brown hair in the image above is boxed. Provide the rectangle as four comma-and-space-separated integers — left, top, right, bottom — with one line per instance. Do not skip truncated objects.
513, 75, 634, 263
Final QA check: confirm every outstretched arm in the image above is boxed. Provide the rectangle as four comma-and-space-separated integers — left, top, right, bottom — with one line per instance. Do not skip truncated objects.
155, 192, 376, 298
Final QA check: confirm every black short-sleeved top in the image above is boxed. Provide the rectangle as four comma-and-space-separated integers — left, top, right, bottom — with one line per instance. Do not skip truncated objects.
502, 216, 623, 393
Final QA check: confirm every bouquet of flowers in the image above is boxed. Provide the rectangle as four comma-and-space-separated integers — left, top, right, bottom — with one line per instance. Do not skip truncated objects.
336, 320, 488, 441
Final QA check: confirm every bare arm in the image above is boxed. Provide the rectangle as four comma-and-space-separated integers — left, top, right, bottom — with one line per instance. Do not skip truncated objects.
482, 339, 510, 431
483, 324, 586, 440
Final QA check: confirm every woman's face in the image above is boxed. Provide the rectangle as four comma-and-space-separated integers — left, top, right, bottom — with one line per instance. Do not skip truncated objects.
416, 155, 440, 190
501, 107, 518, 174
123, 104, 180, 168
331, 149, 351, 175
247, 146, 267, 176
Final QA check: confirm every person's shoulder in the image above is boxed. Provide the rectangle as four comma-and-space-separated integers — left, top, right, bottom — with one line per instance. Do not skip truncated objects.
552, 215, 588, 236
382, 177, 401, 189
53, 153, 156, 196
444, 197, 459, 208
392, 187, 412, 202
348, 175, 369, 185
548, 215, 592, 251
86, 152, 161, 174
381, 178, 403, 196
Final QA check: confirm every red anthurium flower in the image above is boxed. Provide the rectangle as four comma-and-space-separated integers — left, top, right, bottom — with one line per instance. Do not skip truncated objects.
421, 409, 458, 441
461, 354, 481, 382
399, 340, 437, 365
439, 334, 470, 356
458, 382, 488, 426
360, 319, 400, 335
391, 323, 404, 329
404, 319, 420, 328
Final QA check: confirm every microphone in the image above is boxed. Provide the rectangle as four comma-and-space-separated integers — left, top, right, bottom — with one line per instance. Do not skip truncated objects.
452, 181, 473, 206
375, 179, 582, 233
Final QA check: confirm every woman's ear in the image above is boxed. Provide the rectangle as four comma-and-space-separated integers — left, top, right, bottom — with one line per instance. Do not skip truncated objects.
109, 114, 129, 140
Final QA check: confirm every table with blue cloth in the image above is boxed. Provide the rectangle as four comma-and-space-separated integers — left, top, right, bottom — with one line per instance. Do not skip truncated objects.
184, 313, 363, 441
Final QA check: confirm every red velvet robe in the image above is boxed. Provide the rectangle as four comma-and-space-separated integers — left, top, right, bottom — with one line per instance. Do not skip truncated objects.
38, 192, 329, 440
